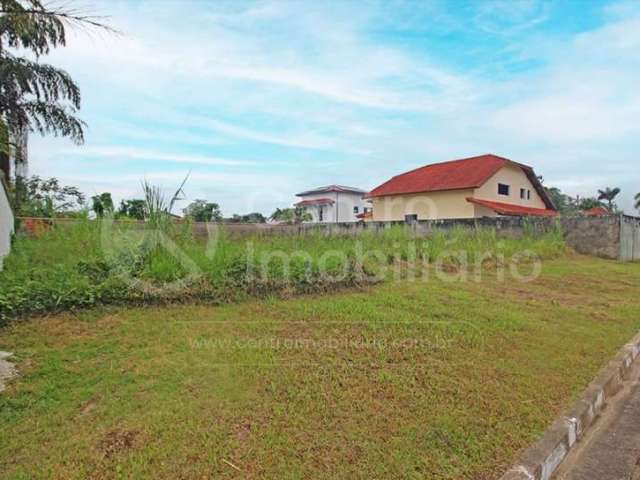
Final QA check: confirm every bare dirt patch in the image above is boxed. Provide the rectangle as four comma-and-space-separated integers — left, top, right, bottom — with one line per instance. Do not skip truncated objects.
98, 429, 138, 459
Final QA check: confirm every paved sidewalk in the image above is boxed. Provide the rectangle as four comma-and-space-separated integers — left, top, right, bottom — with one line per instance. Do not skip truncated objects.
555, 364, 640, 480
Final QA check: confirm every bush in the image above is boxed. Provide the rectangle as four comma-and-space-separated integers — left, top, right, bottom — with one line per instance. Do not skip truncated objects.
0, 221, 566, 322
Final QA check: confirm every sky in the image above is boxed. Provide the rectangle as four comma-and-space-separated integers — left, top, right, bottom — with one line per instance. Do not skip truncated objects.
27, 0, 640, 216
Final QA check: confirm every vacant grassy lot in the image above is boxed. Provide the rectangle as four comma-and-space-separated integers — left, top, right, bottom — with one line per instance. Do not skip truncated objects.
0, 221, 565, 320
1, 255, 639, 479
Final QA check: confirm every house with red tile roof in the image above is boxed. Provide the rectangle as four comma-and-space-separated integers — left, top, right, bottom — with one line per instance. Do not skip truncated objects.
295, 185, 369, 223
366, 154, 557, 221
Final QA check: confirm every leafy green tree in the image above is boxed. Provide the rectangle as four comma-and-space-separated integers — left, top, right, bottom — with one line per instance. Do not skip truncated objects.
269, 207, 311, 224
597, 187, 621, 212
17, 175, 84, 217
226, 212, 266, 223
117, 199, 145, 220
0, 0, 112, 183
91, 192, 113, 218
576, 197, 604, 211
183, 199, 222, 222
545, 187, 577, 215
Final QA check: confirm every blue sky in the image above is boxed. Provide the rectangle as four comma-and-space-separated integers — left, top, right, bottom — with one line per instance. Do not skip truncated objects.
30, 0, 640, 215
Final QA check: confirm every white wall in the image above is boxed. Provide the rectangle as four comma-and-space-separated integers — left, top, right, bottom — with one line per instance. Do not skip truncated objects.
0, 179, 14, 269
298, 191, 368, 223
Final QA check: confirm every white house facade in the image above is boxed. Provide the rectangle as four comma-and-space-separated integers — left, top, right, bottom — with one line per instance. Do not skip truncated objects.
295, 185, 370, 223
0, 173, 14, 270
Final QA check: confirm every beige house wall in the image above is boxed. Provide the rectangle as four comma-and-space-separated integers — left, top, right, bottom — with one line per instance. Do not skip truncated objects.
371, 189, 475, 221
370, 164, 547, 221
473, 164, 546, 209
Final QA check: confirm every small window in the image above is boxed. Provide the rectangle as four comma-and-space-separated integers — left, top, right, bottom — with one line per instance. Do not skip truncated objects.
520, 188, 526, 199
527, 190, 531, 200
353, 206, 359, 214
498, 183, 510, 196
319, 206, 323, 222
405, 214, 418, 224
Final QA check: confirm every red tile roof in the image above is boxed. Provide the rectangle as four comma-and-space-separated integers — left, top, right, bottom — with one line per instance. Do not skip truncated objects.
581, 206, 610, 216
466, 197, 558, 217
366, 154, 556, 210
295, 197, 335, 207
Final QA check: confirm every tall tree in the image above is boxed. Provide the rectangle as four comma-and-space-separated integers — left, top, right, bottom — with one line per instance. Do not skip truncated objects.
597, 187, 621, 212
0, 0, 112, 183
91, 192, 113, 218
117, 199, 145, 220
183, 199, 222, 222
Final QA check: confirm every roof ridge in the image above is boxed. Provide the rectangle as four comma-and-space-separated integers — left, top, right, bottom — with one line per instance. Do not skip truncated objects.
389, 153, 509, 180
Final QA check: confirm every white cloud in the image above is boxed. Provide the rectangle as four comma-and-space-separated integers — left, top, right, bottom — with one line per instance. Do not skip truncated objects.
64, 146, 253, 167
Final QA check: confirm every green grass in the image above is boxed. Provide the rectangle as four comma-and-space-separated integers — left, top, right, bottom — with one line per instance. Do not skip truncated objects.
1, 255, 639, 479
0, 220, 566, 321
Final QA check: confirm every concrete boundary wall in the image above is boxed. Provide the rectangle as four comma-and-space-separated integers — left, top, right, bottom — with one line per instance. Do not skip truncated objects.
0, 174, 14, 270
19, 214, 640, 262
620, 215, 640, 261
210, 215, 636, 262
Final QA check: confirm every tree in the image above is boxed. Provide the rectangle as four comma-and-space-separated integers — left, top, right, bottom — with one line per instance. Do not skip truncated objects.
597, 187, 621, 212
576, 197, 604, 211
269, 207, 311, 224
545, 187, 577, 215
0, 0, 112, 183
91, 192, 113, 218
117, 199, 145, 220
17, 175, 84, 217
183, 199, 222, 222
226, 212, 266, 223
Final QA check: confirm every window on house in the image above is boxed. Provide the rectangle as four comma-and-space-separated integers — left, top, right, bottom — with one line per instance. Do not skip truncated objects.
405, 214, 418, 224
520, 188, 526, 199
353, 206, 359, 214
527, 190, 531, 200
319, 206, 323, 222
498, 183, 510, 196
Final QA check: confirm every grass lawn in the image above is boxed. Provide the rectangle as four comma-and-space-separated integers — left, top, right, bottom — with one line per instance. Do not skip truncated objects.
1, 254, 639, 479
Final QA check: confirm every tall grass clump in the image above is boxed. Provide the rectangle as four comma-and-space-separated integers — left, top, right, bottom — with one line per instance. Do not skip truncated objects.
0, 220, 566, 323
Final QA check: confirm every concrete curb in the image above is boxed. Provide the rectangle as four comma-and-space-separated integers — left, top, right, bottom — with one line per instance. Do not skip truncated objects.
499, 332, 640, 480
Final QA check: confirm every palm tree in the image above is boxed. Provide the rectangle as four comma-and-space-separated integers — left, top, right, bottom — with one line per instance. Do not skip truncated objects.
597, 187, 621, 212
0, 0, 113, 182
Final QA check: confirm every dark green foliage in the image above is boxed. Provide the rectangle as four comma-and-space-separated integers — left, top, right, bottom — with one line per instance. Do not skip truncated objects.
16, 175, 84, 217
91, 192, 113, 218
226, 212, 266, 223
0, 0, 113, 178
545, 187, 576, 214
597, 187, 621, 212
269, 207, 312, 224
117, 199, 145, 220
576, 197, 604, 211
183, 199, 222, 222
